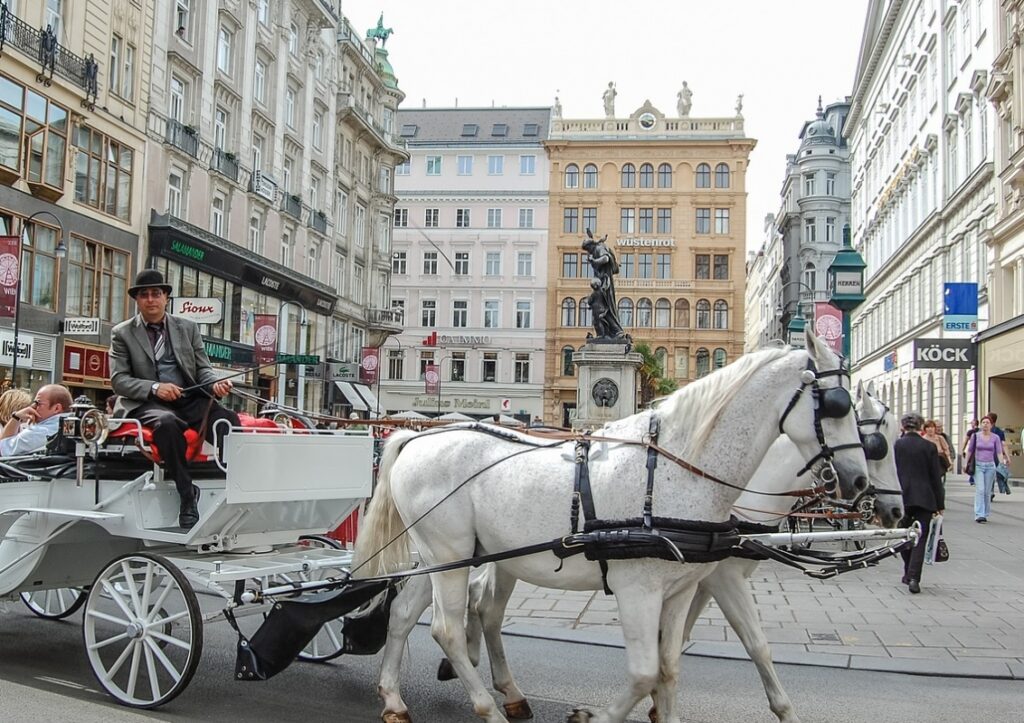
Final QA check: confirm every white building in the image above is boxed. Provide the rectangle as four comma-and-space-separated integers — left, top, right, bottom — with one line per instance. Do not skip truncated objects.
744, 214, 783, 351
382, 108, 551, 421
846, 0, 997, 453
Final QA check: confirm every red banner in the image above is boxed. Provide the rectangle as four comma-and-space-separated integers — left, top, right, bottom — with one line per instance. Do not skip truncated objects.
424, 364, 439, 395
360, 346, 379, 384
814, 302, 844, 355
253, 314, 278, 365
0, 235, 21, 319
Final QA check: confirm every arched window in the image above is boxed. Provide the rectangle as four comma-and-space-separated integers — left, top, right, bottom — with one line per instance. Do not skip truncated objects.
695, 163, 711, 188
618, 298, 634, 327
696, 348, 710, 378
561, 298, 576, 327
803, 262, 816, 292
655, 298, 671, 327
674, 299, 690, 328
562, 346, 575, 376
564, 163, 579, 189
583, 163, 598, 188
714, 163, 730, 188
696, 299, 711, 329
579, 297, 592, 328
713, 299, 728, 329
658, 163, 672, 188
639, 163, 654, 188
621, 163, 636, 188
713, 348, 727, 369
637, 298, 653, 327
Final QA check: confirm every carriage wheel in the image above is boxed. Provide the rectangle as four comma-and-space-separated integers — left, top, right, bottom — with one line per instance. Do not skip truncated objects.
82, 553, 203, 708
289, 535, 348, 662
21, 587, 88, 620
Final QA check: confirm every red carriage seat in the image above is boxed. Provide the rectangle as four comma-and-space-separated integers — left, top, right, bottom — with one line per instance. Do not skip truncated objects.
107, 412, 280, 463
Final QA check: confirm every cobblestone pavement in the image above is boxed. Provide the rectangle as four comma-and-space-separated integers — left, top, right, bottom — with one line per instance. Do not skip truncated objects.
499, 476, 1024, 679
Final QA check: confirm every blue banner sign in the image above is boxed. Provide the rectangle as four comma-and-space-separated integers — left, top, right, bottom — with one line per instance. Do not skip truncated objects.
943, 282, 978, 332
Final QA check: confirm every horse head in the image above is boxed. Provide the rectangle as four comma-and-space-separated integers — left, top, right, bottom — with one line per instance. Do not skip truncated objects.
856, 380, 904, 527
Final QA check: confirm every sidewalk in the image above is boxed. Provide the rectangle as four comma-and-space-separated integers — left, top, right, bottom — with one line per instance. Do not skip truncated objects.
498, 476, 1024, 680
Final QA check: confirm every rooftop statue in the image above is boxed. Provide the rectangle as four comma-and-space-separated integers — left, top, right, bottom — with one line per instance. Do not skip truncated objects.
603, 81, 617, 118
677, 81, 692, 117
367, 13, 394, 47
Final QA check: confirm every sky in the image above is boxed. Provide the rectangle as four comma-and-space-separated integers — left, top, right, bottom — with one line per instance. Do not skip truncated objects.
342, 0, 869, 254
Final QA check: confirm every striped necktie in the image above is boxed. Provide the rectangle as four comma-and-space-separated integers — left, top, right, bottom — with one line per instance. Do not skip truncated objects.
148, 323, 165, 360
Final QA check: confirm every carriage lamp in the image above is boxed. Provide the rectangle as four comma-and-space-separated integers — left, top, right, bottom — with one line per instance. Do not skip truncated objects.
826, 225, 866, 360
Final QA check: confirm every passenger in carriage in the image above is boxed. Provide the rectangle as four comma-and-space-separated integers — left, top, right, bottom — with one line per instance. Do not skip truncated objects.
0, 388, 31, 425
110, 269, 240, 529
0, 384, 73, 457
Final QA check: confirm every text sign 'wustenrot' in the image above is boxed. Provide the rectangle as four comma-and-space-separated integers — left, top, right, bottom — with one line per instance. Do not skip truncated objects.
173, 297, 223, 324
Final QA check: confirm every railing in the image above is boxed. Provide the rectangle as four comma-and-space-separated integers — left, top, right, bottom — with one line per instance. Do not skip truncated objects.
550, 116, 744, 138
0, 5, 99, 106
210, 148, 240, 182
166, 119, 199, 158
281, 194, 303, 219
309, 210, 328, 234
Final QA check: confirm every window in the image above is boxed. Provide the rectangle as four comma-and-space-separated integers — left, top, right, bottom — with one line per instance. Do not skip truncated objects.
702, 256, 723, 283
109, 34, 135, 102
210, 194, 225, 237
216, 26, 232, 74
695, 254, 710, 279
395, 160, 411, 177
257, 0, 268, 24
426, 156, 442, 175
656, 208, 672, 234
73, 126, 133, 221
285, 87, 296, 128
307, 240, 320, 280
564, 163, 579, 188
655, 299, 671, 327
424, 208, 439, 228
562, 346, 576, 376
826, 172, 836, 195
0, 80, 68, 189
621, 163, 636, 188
713, 300, 728, 329
168, 76, 186, 121
618, 299, 634, 327
250, 59, 266, 102
452, 300, 468, 327
946, 21, 956, 70
714, 209, 730, 234
696, 208, 711, 234
391, 251, 406, 274
638, 253, 653, 279
516, 301, 532, 329
484, 300, 499, 328
564, 208, 579, 233
579, 298, 592, 327
713, 348, 727, 369
251, 134, 264, 172
421, 300, 436, 327
639, 163, 654, 188
422, 252, 438, 275
485, 252, 501, 276
825, 217, 836, 243
514, 353, 531, 383
456, 208, 471, 228
248, 212, 263, 254
312, 111, 323, 149
696, 348, 710, 378
454, 252, 469, 275
583, 207, 597, 233
804, 217, 816, 243
803, 173, 815, 196
620, 254, 633, 278
419, 351, 434, 378
516, 252, 533, 276
657, 254, 671, 279
491, 123, 508, 137
487, 208, 502, 228
450, 352, 466, 382
167, 171, 183, 216
335, 188, 348, 231
695, 163, 711, 188
64, 236, 129, 323
519, 155, 535, 175
583, 164, 598, 188
175, 0, 190, 41
482, 352, 497, 382
658, 163, 672, 188
518, 208, 534, 228
696, 299, 711, 329
639, 208, 654, 234
394, 208, 408, 227
387, 349, 404, 380
962, 109, 973, 171
282, 157, 293, 192
803, 262, 816, 291
561, 298, 576, 326
620, 208, 635, 233
674, 299, 690, 328
457, 155, 472, 175
637, 298, 653, 327
715, 163, 730, 188
213, 107, 228, 149
288, 22, 299, 55
488, 155, 504, 175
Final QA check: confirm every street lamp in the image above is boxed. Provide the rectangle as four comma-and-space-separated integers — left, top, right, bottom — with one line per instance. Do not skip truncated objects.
12, 212, 68, 383
276, 299, 308, 407
826, 225, 867, 360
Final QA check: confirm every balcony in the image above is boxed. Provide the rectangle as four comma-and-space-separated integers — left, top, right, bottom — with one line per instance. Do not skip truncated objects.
281, 193, 303, 220
0, 5, 100, 108
166, 119, 199, 158
309, 209, 328, 235
210, 148, 240, 182
295, 0, 339, 28
364, 307, 404, 347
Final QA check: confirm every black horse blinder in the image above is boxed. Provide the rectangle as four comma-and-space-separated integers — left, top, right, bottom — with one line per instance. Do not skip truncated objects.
819, 386, 853, 420
860, 431, 888, 461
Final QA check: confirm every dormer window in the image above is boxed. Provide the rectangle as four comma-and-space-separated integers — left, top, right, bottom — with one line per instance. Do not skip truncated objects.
491, 123, 508, 137
461, 124, 478, 137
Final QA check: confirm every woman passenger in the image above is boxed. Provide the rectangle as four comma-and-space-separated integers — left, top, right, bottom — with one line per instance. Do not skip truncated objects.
0, 388, 32, 425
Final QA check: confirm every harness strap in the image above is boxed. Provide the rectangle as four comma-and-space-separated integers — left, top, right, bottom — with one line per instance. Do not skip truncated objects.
643, 414, 661, 529
571, 434, 611, 594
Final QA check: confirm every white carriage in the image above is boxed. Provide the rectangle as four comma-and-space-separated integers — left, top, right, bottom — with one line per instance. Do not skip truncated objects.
0, 405, 376, 708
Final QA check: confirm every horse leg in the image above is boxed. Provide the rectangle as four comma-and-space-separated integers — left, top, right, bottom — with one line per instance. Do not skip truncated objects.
649, 584, 700, 723
476, 566, 532, 719
379, 574, 434, 723
647, 581, 714, 722
430, 569, 508, 723
702, 567, 800, 723
437, 567, 488, 682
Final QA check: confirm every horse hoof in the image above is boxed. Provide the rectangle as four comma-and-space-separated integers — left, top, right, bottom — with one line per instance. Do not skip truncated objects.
648, 705, 658, 723
504, 699, 534, 719
567, 708, 592, 723
436, 658, 458, 681
382, 712, 413, 723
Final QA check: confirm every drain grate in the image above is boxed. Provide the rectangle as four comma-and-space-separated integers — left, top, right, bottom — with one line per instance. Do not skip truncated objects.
809, 632, 841, 642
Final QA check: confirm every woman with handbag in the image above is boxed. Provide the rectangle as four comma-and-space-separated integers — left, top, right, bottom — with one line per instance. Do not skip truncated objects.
967, 415, 1010, 523
924, 420, 953, 477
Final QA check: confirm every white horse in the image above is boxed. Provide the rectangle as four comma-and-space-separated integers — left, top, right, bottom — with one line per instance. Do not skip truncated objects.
354, 335, 868, 723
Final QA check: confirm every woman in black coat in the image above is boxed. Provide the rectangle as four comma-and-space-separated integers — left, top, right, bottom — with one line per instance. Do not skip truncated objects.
893, 413, 945, 593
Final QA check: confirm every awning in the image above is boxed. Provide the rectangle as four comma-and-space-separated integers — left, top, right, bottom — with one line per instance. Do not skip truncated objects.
334, 381, 368, 411
353, 383, 380, 416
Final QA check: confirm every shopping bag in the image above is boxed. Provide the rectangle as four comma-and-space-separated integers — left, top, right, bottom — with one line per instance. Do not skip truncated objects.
924, 515, 944, 566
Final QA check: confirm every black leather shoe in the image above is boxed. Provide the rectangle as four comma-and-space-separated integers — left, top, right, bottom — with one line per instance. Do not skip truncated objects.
908, 580, 920, 594
178, 486, 201, 529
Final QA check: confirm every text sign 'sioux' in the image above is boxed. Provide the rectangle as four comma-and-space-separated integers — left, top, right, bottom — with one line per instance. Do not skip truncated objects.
173, 297, 223, 324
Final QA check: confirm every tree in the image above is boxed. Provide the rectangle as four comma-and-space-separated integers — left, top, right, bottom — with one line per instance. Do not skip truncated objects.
634, 342, 678, 406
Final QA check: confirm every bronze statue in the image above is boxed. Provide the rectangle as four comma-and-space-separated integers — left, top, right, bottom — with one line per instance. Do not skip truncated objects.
582, 229, 627, 342
366, 13, 394, 47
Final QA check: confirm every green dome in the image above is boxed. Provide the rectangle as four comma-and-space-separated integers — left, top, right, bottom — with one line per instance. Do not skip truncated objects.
375, 47, 398, 90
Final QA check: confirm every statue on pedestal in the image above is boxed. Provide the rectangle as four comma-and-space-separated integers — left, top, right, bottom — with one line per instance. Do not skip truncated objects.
676, 81, 692, 117
735, 93, 744, 117
582, 229, 627, 343
602, 81, 617, 118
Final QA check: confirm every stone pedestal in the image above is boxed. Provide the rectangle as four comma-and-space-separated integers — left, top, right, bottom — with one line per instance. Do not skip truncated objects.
572, 341, 642, 430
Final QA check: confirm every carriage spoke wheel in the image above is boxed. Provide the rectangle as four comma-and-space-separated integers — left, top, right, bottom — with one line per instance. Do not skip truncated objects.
83, 553, 203, 708
287, 535, 348, 662
21, 587, 88, 620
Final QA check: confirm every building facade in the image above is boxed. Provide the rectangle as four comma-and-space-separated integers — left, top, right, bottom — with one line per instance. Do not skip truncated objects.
545, 99, 755, 426
384, 107, 551, 422
846, 0, 997, 457
0, 0, 154, 402
744, 213, 784, 351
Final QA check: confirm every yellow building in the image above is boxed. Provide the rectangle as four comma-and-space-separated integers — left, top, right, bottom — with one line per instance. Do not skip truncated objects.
544, 101, 755, 426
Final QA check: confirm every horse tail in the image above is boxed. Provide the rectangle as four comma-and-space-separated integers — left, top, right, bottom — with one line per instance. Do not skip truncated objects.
352, 430, 416, 579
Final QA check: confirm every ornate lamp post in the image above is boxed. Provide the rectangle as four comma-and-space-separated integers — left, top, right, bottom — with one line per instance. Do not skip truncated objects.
826, 225, 867, 360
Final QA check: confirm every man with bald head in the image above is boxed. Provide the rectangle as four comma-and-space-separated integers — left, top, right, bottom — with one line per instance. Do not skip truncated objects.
0, 384, 73, 457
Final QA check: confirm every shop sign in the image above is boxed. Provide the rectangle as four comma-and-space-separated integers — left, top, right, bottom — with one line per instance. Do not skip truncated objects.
439, 334, 491, 346
360, 346, 379, 384
410, 395, 491, 410
173, 297, 223, 324
616, 237, 675, 247
912, 338, 975, 369
329, 362, 359, 381
169, 239, 206, 262
943, 282, 978, 332
277, 353, 320, 365
62, 342, 109, 384
883, 350, 898, 372
63, 317, 101, 335
303, 363, 324, 379
203, 341, 253, 365
814, 302, 844, 355
253, 314, 278, 365
0, 331, 32, 366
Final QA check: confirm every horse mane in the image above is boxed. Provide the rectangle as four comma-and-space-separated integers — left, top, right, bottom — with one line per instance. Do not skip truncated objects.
656, 346, 794, 459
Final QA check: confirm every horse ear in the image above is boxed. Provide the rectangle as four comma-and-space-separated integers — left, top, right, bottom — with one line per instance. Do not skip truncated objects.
865, 380, 876, 397
855, 379, 865, 403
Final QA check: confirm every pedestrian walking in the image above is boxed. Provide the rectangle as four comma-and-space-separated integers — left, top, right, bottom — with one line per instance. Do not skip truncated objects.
923, 420, 952, 476
962, 418, 979, 485
893, 412, 944, 594
965, 415, 1010, 523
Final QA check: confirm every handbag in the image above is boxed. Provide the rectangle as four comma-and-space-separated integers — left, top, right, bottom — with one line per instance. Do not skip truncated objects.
935, 537, 950, 563
965, 455, 975, 476
925, 516, 947, 565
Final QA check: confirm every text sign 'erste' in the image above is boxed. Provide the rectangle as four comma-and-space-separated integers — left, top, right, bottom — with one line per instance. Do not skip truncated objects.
173, 297, 223, 324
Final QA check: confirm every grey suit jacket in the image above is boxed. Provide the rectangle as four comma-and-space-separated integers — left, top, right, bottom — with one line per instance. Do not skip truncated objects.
109, 313, 219, 415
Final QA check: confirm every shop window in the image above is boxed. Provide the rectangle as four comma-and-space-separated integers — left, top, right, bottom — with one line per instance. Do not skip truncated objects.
66, 236, 130, 323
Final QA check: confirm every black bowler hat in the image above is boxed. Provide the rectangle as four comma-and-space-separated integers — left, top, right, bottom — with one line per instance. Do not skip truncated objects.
128, 269, 173, 298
